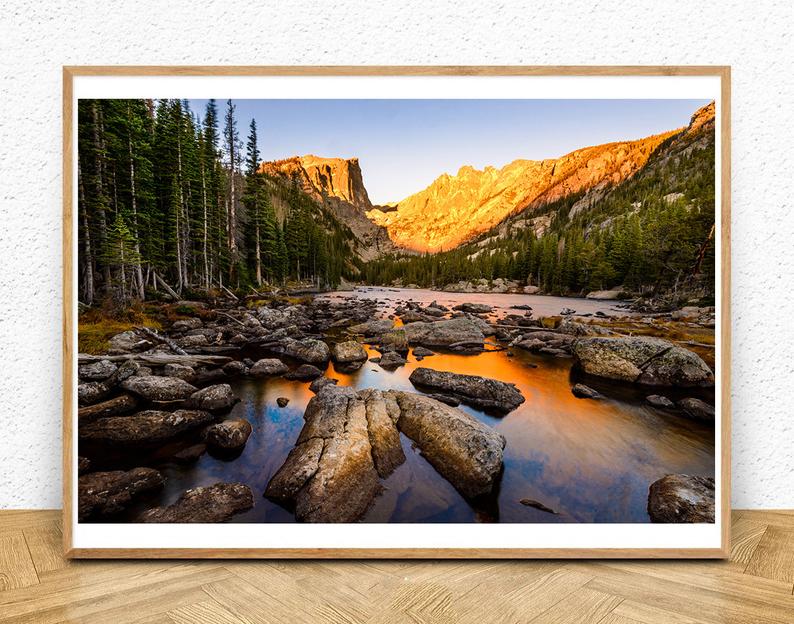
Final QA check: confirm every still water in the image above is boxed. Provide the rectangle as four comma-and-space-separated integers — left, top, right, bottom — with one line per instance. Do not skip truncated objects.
127, 289, 715, 524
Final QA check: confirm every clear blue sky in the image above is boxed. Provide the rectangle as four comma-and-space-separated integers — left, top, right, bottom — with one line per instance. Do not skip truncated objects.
188, 99, 708, 205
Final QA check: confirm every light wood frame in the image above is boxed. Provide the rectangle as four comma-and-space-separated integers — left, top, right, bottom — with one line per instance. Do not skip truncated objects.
63, 65, 731, 559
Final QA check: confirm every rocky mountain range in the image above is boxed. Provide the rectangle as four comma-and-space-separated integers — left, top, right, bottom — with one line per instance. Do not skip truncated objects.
258, 101, 715, 259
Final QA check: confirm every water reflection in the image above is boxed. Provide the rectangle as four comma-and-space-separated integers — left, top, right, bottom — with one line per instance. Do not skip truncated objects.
106, 289, 714, 524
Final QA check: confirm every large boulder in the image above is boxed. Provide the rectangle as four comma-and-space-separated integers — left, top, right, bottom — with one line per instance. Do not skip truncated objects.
78, 467, 164, 521
359, 389, 405, 477
585, 288, 624, 300
121, 375, 198, 402
108, 330, 152, 354
647, 474, 715, 523
163, 363, 195, 381
78, 359, 118, 381
331, 340, 368, 363
249, 358, 288, 377
265, 386, 381, 522
79, 409, 214, 447
279, 338, 331, 364
139, 482, 254, 523
188, 383, 238, 413
403, 317, 485, 348
204, 419, 252, 451
348, 319, 395, 337
172, 318, 203, 331
409, 367, 525, 414
77, 381, 112, 406
389, 391, 505, 498
572, 336, 714, 387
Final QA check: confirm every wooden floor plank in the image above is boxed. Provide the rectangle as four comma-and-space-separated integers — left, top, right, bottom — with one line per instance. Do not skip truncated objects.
526, 587, 622, 623
0, 532, 38, 591
730, 516, 769, 565
613, 601, 712, 624
168, 600, 250, 624
22, 523, 64, 575
745, 525, 794, 583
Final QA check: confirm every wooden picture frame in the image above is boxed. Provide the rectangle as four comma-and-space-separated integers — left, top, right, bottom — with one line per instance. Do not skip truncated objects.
64, 66, 731, 559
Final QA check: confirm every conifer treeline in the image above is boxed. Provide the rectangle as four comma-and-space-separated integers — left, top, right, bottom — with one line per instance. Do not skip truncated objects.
78, 98, 349, 306
364, 141, 716, 300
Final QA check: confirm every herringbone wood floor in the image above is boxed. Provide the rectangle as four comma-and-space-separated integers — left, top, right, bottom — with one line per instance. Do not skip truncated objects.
0, 511, 792, 623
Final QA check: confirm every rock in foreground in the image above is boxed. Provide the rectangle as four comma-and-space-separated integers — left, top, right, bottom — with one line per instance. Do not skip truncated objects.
78, 467, 164, 521
188, 383, 238, 413
265, 386, 381, 523
677, 397, 716, 422
403, 317, 485, 348
409, 367, 525, 413
391, 391, 505, 498
331, 340, 368, 363
204, 419, 252, 451
249, 358, 289, 377
265, 386, 505, 521
79, 409, 214, 447
647, 474, 715, 523
572, 336, 714, 387
121, 375, 198, 402
139, 482, 254, 523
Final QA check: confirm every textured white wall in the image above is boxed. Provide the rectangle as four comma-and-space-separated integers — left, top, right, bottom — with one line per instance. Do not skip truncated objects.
0, 1, 791, 509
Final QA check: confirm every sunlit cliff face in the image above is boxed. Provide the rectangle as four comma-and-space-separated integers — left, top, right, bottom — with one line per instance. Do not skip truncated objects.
366, 131, 679, 253
258, 102, 715, 256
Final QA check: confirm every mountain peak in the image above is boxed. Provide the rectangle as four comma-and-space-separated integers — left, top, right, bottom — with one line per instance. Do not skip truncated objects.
368, 127, 682, 252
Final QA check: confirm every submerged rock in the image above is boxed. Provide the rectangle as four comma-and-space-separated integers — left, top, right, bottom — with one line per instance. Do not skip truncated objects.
409, 367, 525, 414
571, 383, 601, 399
412, 346, 435, 357
249, 358, 288, 377
378, 351, 407, 369
79, 409, 214, 447
677, 397, 716, 422
284, 364, 324, 381
188, 383, 238, 413
204, 418, 252, 451
646, 394, 675, 409
139, 482, 254, 523
647, 474, 715, 523
403, 317, 485, 348
452, 302, 493, 314
572, 336, 714, 387
331, 340, 368, 363
121, 375, 198, 402
390, 391, 505, 499
78, 467, 164, 521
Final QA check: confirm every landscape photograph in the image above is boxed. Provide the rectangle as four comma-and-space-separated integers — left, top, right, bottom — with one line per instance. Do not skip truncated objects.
75, 96, 718, 526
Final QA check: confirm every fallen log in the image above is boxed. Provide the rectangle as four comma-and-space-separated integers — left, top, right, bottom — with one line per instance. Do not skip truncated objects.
135, 326, 187, 356
153, 272, 180, 300
78, 353, 233, 367
216, 310, 246, 327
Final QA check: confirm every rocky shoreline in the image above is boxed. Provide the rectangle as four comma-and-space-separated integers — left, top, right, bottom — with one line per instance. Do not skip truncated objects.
76, 291, 716, 523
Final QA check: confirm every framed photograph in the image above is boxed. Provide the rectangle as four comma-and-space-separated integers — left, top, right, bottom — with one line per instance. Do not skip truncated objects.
64, 66, 730, 558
